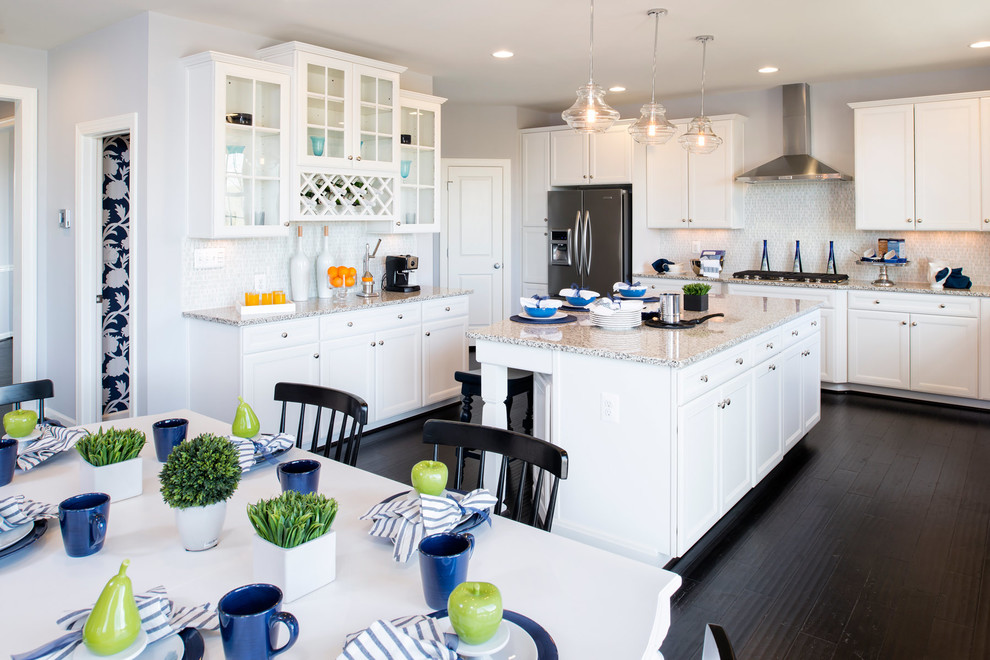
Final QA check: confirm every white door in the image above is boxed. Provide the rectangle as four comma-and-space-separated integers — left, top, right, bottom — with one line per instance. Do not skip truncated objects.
853, 104, 915, 230
676, 389, 721, 555
243, 344, 321, 436
375, 324, 422, 420
909, 314, 979, 397
444, 162, 508, 330
321, 333, 377, 421
847, 309, 911, 389
0, 121, 13, 342
753, 359, 782, 482
719, 375, 752, 512
799, 338, 822, 431
422, 315, 468, 404
780, 344, 804, 450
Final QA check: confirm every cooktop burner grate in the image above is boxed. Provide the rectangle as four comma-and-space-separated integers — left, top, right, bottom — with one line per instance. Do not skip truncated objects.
732, 270, 849, 284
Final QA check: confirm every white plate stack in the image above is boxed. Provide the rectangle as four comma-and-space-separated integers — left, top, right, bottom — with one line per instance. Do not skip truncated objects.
590, 309, 642, 330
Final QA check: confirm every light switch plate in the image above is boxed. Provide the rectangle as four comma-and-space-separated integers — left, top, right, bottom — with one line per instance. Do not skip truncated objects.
193, 247, 225, 269
58, 209, 70, 229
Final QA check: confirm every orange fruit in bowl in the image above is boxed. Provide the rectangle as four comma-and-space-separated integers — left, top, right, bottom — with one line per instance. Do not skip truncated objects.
345, 276, 356, 287
347, 266, 357, 277
327, 266, 339, 278
331, 276, 344, 288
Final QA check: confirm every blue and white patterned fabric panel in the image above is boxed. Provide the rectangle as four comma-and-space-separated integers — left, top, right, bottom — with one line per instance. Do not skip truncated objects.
102, 135, 130, 416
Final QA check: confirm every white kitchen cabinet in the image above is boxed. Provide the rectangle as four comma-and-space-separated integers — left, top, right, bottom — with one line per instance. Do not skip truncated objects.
719, 375, 752, 513
375, 324, 423, 419
521, 227, 548, 286
981, 299, 990, 399
982, 98, 990, 232
641, 115, 745, 229
184, 52, 291, 239
422, 318, 468, 405
243, 343, 321, 435
852, 97, 982, 231
753, 358, 782, 483
549, 122, 633, 186
909, 314, 979, 398
521, 130, 551, 295
847, 308, 911, 389
799, 337, 822, 431
396, 91, 445, 233
777, 335, 821, 452
320, 332, 377, 417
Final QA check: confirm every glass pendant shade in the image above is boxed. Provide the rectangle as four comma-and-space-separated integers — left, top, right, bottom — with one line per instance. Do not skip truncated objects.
629, 102, 676, 145
562, 82, 620, 133
678, 116, 722, 154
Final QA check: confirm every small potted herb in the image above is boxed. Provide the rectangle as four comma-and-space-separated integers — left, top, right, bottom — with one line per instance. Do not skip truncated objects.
76, 428, 146, 502
159, 433, 241, 551
248, 490, 339, 602
682, 282, 713, 312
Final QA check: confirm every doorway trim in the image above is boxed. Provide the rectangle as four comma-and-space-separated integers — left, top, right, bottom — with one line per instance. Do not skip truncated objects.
440, 158, 512, 318
0, 84, 38, 384
75, 113, 139, 424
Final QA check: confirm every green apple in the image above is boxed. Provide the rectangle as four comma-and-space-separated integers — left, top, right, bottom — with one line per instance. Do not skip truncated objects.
231, 396, 260, 438
448, 581, 503, 645
3, 409, 38, 438
411, 460, 448, 496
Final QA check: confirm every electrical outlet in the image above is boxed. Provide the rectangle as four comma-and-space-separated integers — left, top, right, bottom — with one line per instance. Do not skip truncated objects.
254, 273, 266, 291
692, 240, 701, 254
193, 247, 224, 269
601, 392, 620, 424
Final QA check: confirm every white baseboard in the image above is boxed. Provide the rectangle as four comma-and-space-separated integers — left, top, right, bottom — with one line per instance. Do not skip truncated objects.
822, 382, 990, 410
44, 408, 76, 427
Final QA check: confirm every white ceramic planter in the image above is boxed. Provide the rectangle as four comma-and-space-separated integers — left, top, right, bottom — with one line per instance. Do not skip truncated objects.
78, 457, 143, 502
253, 530, 336, 602
174, 501, 226, 552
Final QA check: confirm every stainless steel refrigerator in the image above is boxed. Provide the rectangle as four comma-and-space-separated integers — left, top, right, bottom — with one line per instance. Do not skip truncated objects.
547, 188, 631, 296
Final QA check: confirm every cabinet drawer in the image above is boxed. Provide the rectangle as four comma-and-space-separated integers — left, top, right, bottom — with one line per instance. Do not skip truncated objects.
678, 343, 754, 401
847, 291, 979, 317
320, 303, 422, 339
643, 278, 724, 296
727, 283, 834, 308
422, 297, 469, 322
781, 311, 821, 348
753, 328, 783, 361
242, 318, 319, 354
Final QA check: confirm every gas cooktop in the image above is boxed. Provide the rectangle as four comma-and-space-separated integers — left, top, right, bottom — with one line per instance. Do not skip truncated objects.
732, 270, 849, 284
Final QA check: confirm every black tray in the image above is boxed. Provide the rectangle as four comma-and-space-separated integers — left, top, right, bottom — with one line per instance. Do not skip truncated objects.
643, 313, 724, 329
510, 314, 577, 325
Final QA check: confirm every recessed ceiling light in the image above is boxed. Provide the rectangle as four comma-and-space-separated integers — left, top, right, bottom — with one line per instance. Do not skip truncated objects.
970, 40, 990, 48
758, 66, 779, 74
492, 50, 514, 58
609, 86, 626, 92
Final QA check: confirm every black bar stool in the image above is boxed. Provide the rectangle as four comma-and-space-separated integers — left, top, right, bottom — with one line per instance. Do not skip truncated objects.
453, 368, 533, 434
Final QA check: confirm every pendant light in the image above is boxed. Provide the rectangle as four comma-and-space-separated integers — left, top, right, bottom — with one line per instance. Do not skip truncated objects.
629, 9, 675, 145
679, 35, 723, 154
562, 0, 619, 133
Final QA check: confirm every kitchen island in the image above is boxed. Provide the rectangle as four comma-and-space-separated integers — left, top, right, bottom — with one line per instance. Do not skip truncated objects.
468, 294, 822, 565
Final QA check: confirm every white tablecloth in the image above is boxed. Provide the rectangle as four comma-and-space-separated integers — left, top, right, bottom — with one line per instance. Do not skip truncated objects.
0, 410, 680, 658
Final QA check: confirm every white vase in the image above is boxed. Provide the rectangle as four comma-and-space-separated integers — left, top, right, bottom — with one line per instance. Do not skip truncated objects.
174, 501, 226, 552
252, 530, 336, 602
315, 226, 333, 300
78, 457, 143, 502
289, 226, 311, 302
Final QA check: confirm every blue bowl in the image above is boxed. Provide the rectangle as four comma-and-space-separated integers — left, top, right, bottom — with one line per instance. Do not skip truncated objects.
566, 295, 595, 307
524, 306, 556, 318
620, 287, 647, 298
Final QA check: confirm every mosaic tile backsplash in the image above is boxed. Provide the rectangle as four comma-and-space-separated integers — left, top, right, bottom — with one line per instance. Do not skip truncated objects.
183, 223, 416, 310
640, 182, 990, 285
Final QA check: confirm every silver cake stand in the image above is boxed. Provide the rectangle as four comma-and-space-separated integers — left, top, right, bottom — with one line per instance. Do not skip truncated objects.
858, 259, 909, 287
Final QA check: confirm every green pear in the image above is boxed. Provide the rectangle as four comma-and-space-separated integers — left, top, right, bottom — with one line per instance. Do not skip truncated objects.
83, 560, 141, 655
232, 396, 261, 438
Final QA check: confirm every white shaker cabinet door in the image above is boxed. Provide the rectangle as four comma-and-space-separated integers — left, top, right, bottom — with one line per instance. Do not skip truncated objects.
644, 131, 688, 229
521, 226, 549, 285
847, 309, 911, 390
676, 388, 721, 556
719, 374, 753, 513
590, 124, 633, 184
753, 359, 783, 483
909, 314, 979, 398
521, 131, 550, 227
422, 315, 468, 405
549, 131, 588, 186
799, 336, 822, 431
982, 98, 990, 232
375, 324, 423, 420
914, 98, 981, 231
321, 333, 377, 422
780, 344, 804, 451
242, 343, 321, 436
854, 104, 915, 230
688, 118, 736, 229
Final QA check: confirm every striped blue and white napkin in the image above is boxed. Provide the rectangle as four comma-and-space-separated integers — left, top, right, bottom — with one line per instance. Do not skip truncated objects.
338, 614, 457, 660
15, 425, 90, 471
360, 489, 497, 563
12, 585, 218, 660
227, 433, 294, 472
0, 495, 58, 532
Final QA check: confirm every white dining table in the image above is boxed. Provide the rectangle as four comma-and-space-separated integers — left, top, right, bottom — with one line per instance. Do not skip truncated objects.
0, 410, 680, 659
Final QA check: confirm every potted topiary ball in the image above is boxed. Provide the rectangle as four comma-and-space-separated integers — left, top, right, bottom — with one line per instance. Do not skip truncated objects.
682, 282, 713, 312
159, 433, 241, 551
248, 490, 339, 602
77, 428, 146, 502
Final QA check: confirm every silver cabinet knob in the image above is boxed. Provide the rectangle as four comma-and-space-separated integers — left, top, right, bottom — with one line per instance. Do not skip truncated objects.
347, 321, 353, 327
792, 330, 799, 336
725, 398, 731, 406
769, 364, 776, 371
445, 307, 450, 312
917, 218, 922, 223
736, 357, 744, 365
802, 350, 811, 357
396, 221, 401, 226
906, 218, 912, 223
398, 314, 403, 319
811, 321, 818, 327
370, 341, 376, 346
378, 340, 384, 345
493, 263, 502, 269
901, 321, 907, 325
766, 342, 773, 349
281, 332, 288, 338
582, 175, 588, 179
938, 304, 945, 309
984, 218, 989, 224
681, 218, 687, 223
544, 218, 548, 223
348, 155, 354, 160
911, 321, 918, 327
874, 300, 880, 304
700, 375, 708, 383
283, 222, 290, 227
425, 331, 431, 336
313, 353, 319, 359
588, 174, 594, 179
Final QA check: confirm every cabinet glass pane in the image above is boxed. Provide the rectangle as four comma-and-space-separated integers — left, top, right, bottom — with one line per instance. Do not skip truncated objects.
360, 105, 377, 133
378, 136, 393, 163
400, 146, 415, 182
254, 180, 280, 226
225, 76, 253, 117
225, 129, 251, 176
306, 64, 325, 95
420, 188, 434, 225
326, 67, 346, 99
360, 75, 377, 104
401, 107, 418, 142
401, 187, 418, 225
255, 81, 280, 129
419, 150, 434, 186
306, 127, 325, 157
378, 106, 393, 136
225, 176, 252, 226
326, 128, 345, 159
327, 99, 345, 127
377, 78, 393, 106
255, 132, 281, 178
360, 134, 375, 161
306, 96, 325, 126
419, 110, 435, 147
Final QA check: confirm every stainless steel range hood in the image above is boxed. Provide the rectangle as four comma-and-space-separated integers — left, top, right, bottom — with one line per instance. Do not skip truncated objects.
736, 83, 851, 183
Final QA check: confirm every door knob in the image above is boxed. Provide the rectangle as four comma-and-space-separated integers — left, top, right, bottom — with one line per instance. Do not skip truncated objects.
493, 263, 502, 269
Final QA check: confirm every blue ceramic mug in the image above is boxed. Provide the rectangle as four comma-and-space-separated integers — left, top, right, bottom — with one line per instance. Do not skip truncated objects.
219, 583, 299, 659
152, 418, 188, 462
0, 438, 16, 487
58, 492, 109, 557
276, 459, 321, 495
418, 532, 475, 609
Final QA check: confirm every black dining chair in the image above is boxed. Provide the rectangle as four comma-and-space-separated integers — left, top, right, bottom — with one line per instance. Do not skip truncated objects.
422, 419, 568, 532
702, 624, 737, 660
0, 379, 61, 426
273, 382, 368, 467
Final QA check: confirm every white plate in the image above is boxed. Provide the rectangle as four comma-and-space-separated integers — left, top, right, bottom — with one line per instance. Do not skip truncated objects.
523, 311, 568, 321
74, 629, 148, 660
137, 633, 184, 660
438, 618, 538, 660
0, 521, 34, 551
4, 427, 43, 452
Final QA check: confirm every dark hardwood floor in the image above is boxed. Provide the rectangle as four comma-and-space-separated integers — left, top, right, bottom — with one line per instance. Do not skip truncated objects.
356, 388, 990, 660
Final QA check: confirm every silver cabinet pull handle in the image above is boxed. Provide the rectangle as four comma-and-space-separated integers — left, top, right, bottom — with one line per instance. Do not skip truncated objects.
811, 321, 818, 327
766, 343, 773, 349
281, 332, 288, 338
792, 330, 799, 336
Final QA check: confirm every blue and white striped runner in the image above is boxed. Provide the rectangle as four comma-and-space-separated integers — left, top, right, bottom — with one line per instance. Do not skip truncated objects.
15, 425, 89, 471
0, 495, 57, 532
338, 614, 457, 660
227, 433, 294, 472
360, 489, 497, 563
12, 585, 218, 660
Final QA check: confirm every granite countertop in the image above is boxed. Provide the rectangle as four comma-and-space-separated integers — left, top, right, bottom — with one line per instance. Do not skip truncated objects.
634, 272, 990, 297
467, 294, 822, 369
183, 286, 471, 326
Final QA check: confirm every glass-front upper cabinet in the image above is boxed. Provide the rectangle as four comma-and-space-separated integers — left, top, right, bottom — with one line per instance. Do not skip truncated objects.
185, 52, 291, 238
396, 92, 445, 233
259, 42, 404, 173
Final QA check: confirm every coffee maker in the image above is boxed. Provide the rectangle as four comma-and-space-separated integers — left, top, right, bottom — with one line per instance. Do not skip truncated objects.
383, 255, 420, 293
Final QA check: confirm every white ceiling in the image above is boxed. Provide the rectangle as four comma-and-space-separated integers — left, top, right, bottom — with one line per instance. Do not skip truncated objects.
1, 0, 989, 111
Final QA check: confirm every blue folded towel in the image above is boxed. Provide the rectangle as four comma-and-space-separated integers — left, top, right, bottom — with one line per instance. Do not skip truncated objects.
936, 267, 972, 290
652, 258, 674, 273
